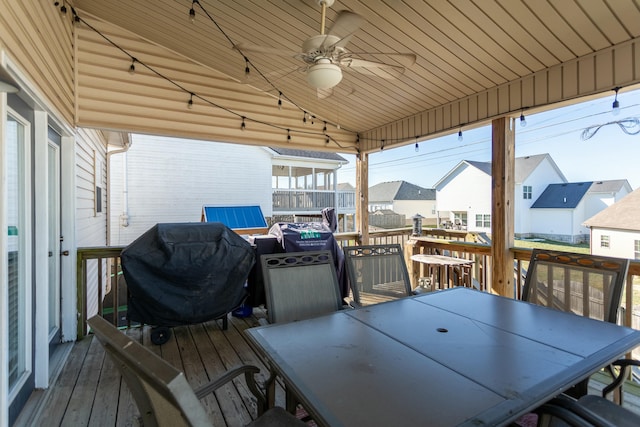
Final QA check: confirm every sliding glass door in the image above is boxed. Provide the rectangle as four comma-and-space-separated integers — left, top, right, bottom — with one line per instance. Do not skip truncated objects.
6, 110, 32, 416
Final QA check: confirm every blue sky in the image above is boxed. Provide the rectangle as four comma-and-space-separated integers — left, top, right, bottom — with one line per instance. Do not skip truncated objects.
338, 87, 640, 189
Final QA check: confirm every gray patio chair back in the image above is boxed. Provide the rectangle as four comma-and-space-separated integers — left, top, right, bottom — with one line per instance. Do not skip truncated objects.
261, 250, 343, 324
522, 249, 630, 400
343, 244, 412, 305
87, 315, 305, 427
522, 249, 629, 323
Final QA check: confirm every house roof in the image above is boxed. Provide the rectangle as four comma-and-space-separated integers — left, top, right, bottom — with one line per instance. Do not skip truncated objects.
584, 187, 640, 231
269, 147, 347, 163
587, 179, 631, 193
434, 153, 564, 188
531, 182, 593, 209
369, 181, 436, 203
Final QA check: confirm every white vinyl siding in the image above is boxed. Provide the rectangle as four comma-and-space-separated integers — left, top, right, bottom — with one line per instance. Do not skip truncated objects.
109, 135, 272, 246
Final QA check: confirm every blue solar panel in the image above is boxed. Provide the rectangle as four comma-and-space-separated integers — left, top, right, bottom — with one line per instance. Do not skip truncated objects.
202, 205, 267, 229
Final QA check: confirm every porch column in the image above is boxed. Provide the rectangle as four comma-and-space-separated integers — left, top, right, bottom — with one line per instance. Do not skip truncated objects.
355, 152, 369, 245
490, 117, 515, 297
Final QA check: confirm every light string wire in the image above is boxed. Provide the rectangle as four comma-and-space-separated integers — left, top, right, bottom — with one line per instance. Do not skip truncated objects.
581, 117, 640, 140
60, 1, 354, 150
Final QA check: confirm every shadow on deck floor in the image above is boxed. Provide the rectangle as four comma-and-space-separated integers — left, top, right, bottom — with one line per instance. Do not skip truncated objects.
15, 307, 293, 427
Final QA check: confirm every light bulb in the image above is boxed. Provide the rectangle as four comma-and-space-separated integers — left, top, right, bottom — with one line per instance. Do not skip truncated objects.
458, 130, 463, 142
612, 87, 621, 116
415, 142, 419, 152
241, 117, 246, 131
612, 99, 620, 116
187, 94, 194, 109
520, 113, 527, 127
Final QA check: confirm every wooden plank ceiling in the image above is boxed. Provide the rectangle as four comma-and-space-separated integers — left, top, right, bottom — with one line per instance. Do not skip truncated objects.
72, 0, 640, 153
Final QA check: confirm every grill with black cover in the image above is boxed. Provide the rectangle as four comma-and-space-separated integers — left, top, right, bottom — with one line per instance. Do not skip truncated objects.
121, 222, 255, 344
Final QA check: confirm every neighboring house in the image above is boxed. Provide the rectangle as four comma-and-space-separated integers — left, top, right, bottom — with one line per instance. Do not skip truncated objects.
368, 181, 437, 226
269, 147, 355, 225
584, 187, 640, 259
435, 152, 631, 241
109, 135, 354, 246
531, 180, 632, 244
435, 153, 567, 232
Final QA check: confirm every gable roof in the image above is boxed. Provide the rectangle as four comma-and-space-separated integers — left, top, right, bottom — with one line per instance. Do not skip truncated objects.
584, 188, 640, 231
434, 153, 566, 189
587, 179, 631, 193
369, 181, 435, 203
515, 153, 566, 183
531, 182, 593, 209
269, 147, 347, 163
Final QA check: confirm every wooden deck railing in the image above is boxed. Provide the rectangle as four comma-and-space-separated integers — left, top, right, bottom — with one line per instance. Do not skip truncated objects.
77, 229, 640, 338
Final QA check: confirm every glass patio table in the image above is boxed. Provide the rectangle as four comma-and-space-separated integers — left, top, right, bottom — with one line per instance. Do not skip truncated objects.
245, 287, 640, 426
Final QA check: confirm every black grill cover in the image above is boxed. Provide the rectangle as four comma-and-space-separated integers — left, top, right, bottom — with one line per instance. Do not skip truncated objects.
122, 222, 255, 326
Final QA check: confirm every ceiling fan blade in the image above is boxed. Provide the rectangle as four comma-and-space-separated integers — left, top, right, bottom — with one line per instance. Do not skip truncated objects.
342, 58, 407, 79
325, 11, 364, 49
234, 42, 300, 58
346, 52, 417, 68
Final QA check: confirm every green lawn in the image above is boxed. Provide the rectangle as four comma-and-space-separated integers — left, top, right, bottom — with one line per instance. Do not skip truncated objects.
513, 238, 590, 254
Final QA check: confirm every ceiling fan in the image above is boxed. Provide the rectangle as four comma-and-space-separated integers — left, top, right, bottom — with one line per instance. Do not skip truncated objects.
236, 0, 416, 96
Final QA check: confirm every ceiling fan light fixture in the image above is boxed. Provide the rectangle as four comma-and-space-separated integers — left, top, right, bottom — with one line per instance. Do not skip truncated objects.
307, 60, 342, 89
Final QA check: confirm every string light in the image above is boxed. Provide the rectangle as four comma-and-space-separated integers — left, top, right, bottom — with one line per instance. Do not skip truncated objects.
303, 112, 307, 125
326, 136, 330, 144
244, 57, 250, 78
415, 142, 419, 152
520, 112, 527, 127
323, 121, 327, 133
612, 87, 621, 116
457, 129, 463, 142
56, 1, 67, 14
189, 1, 197, 22
65, 2, 357, 151
381, 140, 385, 151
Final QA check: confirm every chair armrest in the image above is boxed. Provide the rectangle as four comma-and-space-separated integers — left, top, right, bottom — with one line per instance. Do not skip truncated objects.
602, 358, 640, 399
193, 365, 266, 412
535, 395, 618, 427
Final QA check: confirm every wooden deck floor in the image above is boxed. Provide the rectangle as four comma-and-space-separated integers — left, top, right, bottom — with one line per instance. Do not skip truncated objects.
14, 304, 640, 427
15, 308, 290, 427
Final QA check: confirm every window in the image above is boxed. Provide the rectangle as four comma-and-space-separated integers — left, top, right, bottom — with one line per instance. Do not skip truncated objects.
475, 214, 491, 228
523, 185, 532, 199
634, 241, 640, 260
600, 235, 610, 248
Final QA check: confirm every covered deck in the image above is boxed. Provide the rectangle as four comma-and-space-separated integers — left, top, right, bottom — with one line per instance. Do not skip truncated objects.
16, 305, 640, 427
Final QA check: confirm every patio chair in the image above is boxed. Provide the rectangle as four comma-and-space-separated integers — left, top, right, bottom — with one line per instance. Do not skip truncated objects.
531, 393, 640, 427
343, 244, 413, 306
261, 250, 343, 324
87, 315, 306, 427
522, 249, 630, 400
